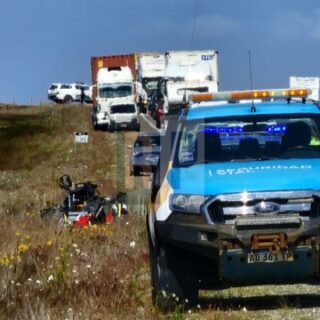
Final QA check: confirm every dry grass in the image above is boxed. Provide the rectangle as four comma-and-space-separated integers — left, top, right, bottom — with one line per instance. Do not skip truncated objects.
0, 104, 156, 319
0, 213, 152, 319
1, 104, 320, 320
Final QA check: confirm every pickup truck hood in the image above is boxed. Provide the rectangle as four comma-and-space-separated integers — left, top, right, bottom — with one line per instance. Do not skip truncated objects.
167, 159, 320, 196
111, 113, 137, 122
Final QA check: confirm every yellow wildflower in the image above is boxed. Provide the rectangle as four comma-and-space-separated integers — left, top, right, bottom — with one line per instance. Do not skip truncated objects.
18, 243, 29, 254
0, 256, 10, 266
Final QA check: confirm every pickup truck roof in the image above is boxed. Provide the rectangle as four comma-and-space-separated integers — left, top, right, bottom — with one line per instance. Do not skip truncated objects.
185, 101, 320, 121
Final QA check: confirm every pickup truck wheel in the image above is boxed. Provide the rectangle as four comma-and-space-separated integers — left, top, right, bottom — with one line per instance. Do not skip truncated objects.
64, 95, 73, 104
149, 238, 198, 311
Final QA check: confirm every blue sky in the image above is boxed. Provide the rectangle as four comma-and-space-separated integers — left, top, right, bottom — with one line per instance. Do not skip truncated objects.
0, 0, 319, 104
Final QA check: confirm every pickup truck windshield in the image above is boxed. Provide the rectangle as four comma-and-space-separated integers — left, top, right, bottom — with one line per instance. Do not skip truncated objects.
174, 113, 320, 167
134, 135, 161, 147
99, 83, 132, 98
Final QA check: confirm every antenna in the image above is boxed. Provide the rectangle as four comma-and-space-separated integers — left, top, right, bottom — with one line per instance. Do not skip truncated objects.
190, 0, 199, 50
248, 50, 256, 113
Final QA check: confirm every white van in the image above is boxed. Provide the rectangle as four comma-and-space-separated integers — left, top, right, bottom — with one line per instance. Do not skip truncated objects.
107, 100, 140, 132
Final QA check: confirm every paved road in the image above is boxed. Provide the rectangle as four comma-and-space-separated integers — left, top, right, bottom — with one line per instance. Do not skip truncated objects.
138, 113, 160, 133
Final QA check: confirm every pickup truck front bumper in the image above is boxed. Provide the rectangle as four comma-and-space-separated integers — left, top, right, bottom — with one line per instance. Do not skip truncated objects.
155, 213, 320, 285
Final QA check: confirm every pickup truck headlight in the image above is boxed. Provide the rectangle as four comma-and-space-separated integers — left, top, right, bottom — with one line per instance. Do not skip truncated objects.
170, 194, 208, 214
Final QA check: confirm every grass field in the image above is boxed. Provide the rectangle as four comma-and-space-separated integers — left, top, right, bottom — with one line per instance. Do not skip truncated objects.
1, 104, 320, 320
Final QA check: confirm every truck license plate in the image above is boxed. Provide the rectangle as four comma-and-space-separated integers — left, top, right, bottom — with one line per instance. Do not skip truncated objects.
247, 251, 294, 263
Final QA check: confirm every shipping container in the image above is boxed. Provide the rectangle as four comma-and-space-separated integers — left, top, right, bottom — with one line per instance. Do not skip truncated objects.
91, 54, 136, 103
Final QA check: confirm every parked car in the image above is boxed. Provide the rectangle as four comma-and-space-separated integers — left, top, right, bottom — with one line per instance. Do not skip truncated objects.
48, 82, 92, 104
130, 132, 161, 176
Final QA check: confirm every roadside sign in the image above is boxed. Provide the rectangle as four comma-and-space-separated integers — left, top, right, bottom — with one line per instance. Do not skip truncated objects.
74, 132, 88, 143
290, 76, 320, 101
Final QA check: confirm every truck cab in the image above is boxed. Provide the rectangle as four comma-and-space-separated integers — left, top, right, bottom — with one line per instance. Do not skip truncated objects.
156, 50, 219, 121
147, 88, 320, 308
137, 53, 166, 97
92, 66, 134, 129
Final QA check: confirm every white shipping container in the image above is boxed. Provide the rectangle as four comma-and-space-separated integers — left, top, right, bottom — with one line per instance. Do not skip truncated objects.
163, 50, 219, 107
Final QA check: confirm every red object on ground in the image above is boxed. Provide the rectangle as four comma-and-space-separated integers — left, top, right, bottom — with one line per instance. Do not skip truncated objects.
105, 212, 114, 224
74, 214, 91, 227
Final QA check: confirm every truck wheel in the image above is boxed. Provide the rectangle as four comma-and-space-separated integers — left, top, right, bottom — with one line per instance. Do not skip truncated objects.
92, 117, 99, 130
64, 95, 73, 104
148, 231, 198, 310
135, 124, 140, 132
140, 105, 147, 113
133, 166, 141, 176
108, 124, 114, 132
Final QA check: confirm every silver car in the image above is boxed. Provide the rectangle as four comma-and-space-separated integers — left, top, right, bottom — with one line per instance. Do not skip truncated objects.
130, 132, 161, 176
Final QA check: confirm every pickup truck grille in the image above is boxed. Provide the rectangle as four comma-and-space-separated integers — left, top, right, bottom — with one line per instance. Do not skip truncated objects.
203, 190, 320, 226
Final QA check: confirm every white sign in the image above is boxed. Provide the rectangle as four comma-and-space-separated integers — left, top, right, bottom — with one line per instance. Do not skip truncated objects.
290, 76, 320, 101
74, 132, 88, 143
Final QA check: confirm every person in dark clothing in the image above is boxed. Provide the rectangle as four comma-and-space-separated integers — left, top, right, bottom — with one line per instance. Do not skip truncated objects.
80, 85, 85, 104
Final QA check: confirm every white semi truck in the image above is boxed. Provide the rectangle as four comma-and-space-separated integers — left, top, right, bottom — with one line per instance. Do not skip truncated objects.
92, 66, 135, 129
158, 50, 219, 115
136, 52, 166, 97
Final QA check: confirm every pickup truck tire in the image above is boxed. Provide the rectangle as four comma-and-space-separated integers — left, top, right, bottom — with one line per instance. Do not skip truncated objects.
64, 95, 73, 104
135, 124, 140, 132
148, 229, 198, 310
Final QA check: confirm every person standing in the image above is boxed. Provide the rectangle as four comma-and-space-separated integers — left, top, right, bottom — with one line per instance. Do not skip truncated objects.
80, 85, 85, 104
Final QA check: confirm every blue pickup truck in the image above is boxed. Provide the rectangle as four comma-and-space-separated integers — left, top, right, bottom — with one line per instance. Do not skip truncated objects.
147, 88, 320, 308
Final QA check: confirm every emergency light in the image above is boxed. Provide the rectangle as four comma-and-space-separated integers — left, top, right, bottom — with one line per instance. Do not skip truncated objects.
190, 88, 312, 103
